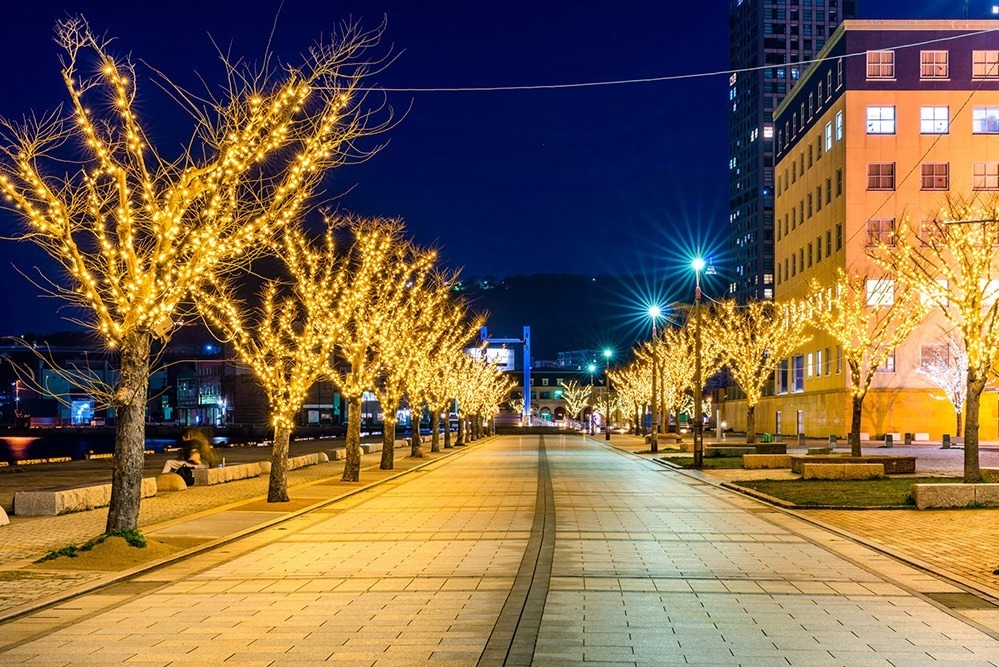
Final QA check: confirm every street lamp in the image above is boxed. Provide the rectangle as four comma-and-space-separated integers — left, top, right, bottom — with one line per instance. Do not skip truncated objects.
587, 362, 597, 435
603, 348, 613, 441
692, 257, 705, 468
648, 305, 662, 453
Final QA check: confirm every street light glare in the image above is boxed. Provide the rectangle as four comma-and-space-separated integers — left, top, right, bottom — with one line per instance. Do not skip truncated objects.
603, 348, 612, 359
648, 305, 662, 318
691, 257, 706, 272
587, 363, 597, 373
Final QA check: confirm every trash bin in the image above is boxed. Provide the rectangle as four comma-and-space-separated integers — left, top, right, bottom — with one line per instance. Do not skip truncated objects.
762, 433, 772, 443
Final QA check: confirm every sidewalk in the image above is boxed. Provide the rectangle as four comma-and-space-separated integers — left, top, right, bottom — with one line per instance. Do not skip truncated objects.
0, 438, 485, 620
598, 431, 999, 602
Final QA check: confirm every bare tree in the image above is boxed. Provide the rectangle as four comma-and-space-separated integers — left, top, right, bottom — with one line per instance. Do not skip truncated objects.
918, 333, 968, 436
0, 18, 387, 532
809, 269, 927, 455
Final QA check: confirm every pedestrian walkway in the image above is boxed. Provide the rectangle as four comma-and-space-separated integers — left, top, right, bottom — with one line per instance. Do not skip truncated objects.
1, 434, 998, 665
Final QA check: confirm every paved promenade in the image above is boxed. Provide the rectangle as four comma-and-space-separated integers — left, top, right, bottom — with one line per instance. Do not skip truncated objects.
2, 434, 999, 665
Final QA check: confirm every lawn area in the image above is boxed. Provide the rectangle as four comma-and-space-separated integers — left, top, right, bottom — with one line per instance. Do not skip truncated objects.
734, 477, 960, 507
668, 456, 745, 469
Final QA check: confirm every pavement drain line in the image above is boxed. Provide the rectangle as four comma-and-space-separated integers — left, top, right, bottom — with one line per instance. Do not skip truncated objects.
0, 437, 494, 628
478, 434, 555, 667
596, 438, 999, 639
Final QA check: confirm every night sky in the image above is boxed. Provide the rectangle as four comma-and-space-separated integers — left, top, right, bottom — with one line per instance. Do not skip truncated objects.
0, 0, 981, 335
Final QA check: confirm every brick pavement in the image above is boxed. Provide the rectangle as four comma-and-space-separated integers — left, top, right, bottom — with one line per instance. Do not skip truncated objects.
1, 434, 998, 665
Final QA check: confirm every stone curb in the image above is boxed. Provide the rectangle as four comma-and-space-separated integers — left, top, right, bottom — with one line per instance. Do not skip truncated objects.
0, 436, 495, 624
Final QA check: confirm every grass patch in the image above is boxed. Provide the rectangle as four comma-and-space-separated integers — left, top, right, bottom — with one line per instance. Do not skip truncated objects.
734, 476, 960, 507
36, 529, 147, 563
669, 456, 745, 469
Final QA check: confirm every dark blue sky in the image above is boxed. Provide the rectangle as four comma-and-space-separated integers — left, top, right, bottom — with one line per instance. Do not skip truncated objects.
0, 0, 980, 334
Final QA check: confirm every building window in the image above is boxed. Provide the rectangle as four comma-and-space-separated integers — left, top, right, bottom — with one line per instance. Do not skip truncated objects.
837, 58, 843, 87
816, 349, 823, 376
973, 107, 999, 134
817, 82, 823, 105
816, 186, 822, 212
866, 106, 896, 134
867, 50, 894, 78
792, 355, 805, 392
920, 162, 949, 191
866, 218, 895, 246
825, 178, 832, 204
921, 344, 949, 368
836, 168, 843, 196
824, 347, 831, 375
777, 359, 789, 394
877, 349, 896, 373
808, 145, 813, 168
824, 122, 832, 151
919, 218, 948, 247
807, 242, 813, 267
807, 352, 814, 378
867, 162, 896, 191
973, 162, 999, 191
816, 235, 822, 262
807, 193, 813, 217
826, 70, 833, 96
866, 278, 895, 306
972, 50, 999, 79
826, 230, 832, 257
541, 378, 549, 386
920, 106, 949, 134
808, 93, 814, 118
835, 110, 844, 140
920, 50, 949, 79
836, 345, 842, 374
836, 223, 843, 251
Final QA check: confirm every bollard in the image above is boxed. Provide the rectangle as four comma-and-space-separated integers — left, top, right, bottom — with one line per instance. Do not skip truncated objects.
904, 432, 913, 447
942, 434, 951, 449
797, 432, 805, 447
828, 435, 837, 449
775, 434, 783, 443
885, 433, 893, 448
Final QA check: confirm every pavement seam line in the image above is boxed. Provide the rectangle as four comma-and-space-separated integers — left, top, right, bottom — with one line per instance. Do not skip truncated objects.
478, 434, 554, 667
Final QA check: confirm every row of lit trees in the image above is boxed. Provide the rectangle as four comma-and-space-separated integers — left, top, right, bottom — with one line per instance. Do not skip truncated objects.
612, 194, 999, 482
0, 18, 512, 531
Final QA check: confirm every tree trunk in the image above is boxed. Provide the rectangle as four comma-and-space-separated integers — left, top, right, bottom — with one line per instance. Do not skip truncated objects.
964, 370, 987, 483
456, 414, 466, 446
380, 410, 396, 470
268, 423, 292, 502
431, 412, 441, 452
850, 393, 864, 457
745, 404, 756, 444
342, 394, 362, 482
411, 401, 427, 458
956, 409, 962, 438
443, 408, 453, 448
106, 331, 152, 534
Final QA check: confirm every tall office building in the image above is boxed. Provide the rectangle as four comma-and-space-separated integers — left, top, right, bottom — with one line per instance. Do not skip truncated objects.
727, 0, 856, 302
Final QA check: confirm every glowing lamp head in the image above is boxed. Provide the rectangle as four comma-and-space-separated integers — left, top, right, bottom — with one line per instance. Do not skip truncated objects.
648, 305, 662, 319
603, 348, 612, 359
587, 363, 597, 373
691, 257, 706, 273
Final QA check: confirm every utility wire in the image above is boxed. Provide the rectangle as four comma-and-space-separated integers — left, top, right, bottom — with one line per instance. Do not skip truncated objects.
344, 28, 999, 93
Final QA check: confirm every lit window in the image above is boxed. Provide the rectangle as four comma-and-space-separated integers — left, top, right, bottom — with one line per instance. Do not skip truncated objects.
866, 106, 895, 134
866, 278, 895, 306
807, 352, 813, 378
824, 122, 833, 151
973, 107, 999, 134
866, 50, 895, 79
835, 110, 844, 140
920, 344, 949, 368
920, 106, 949, 134
877, 349, 896, 373
866, 219, 895, 247
973, 162, 999, 191
972, 50, 999, 79
920, 50, 949, 79
867, 162, 896, 191
920, 163, 949, 191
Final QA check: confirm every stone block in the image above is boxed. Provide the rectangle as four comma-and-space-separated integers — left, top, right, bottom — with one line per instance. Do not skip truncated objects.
743, 454, 792, 469
706, 446, 755, 457
193, 462, 262, 486
982, 468, 999, 483
360, 443, 382, 454
914, 432, 930, 442
801, 463, 884, 480
860, 432, 870, 441
395, 439, 409, 449
155, 473, 187, 492
807, 447, 833, 455
974, 484, 999, 507
15, 477, 157, 516
318, 451, 329, 463
911, 483, 976, 509
0, 506, 8, 526
754, 443, 787, 454
259, 461, 272, 474
329, 449, 344, 461
287, 453, 321, 470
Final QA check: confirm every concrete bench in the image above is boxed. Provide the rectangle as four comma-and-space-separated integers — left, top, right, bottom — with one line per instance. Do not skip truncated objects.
395, 439, 409, 449
14, 478, 157, 516
802, 463, 884, 480
981, 468, 999, 483
860, 432, 870, 441
360, 442, 382, 454
914, 432, 930, 442
329, 448, 345, 461
884, 432, 901, 443
743, 454, 792, 469
754, 443, 787, 455
790, 455, 916, 475
193, 462, 262, 486
288, 452, 326, 470
911, 483, 999, 509
0, 506, 9, 526
706, 446, 755, 457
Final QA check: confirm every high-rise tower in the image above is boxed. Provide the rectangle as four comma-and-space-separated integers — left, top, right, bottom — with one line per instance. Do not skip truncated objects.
727, 0, 856, 302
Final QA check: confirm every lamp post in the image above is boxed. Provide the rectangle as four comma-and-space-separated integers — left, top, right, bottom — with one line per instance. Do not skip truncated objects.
603, 348, 613, 441
648, 305, 661, 453
587, 362, 597, 435
692, 257, 705, 468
